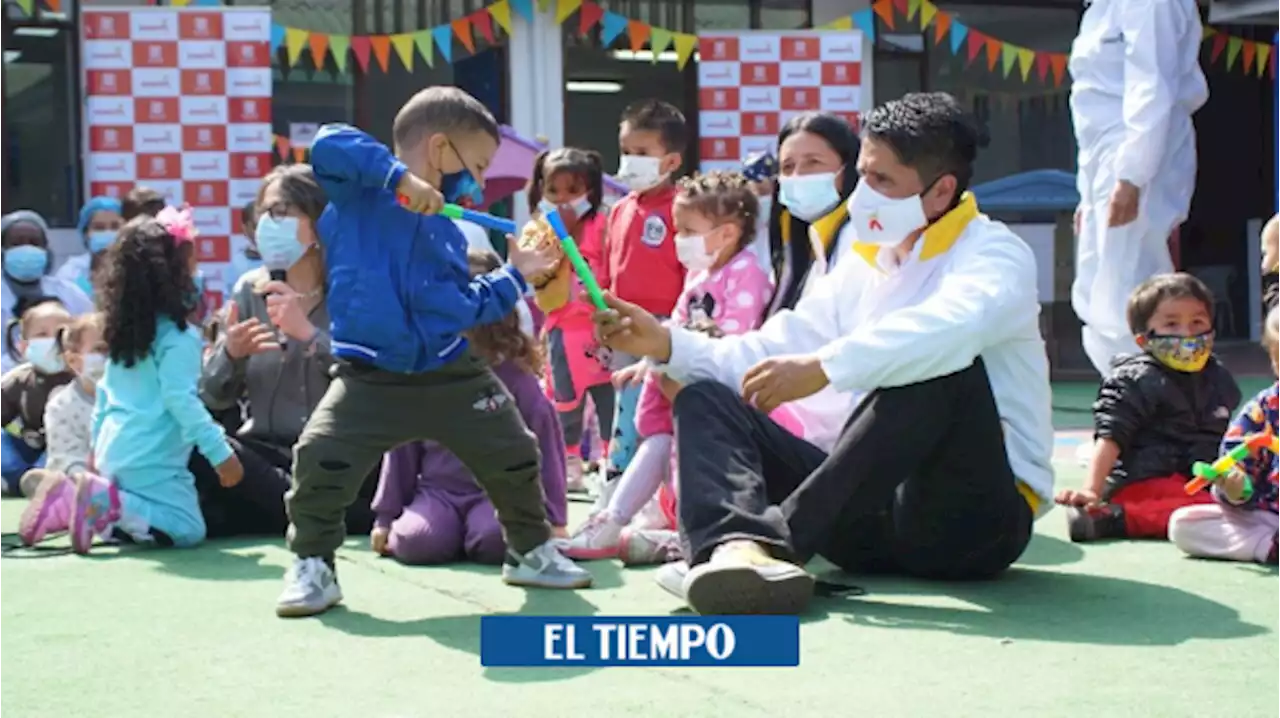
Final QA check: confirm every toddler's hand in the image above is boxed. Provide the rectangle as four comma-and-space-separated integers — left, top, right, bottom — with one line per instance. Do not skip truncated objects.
397, 173, 444, 214
1054, 487, 1099, 507
370, 526, 390, 556
216, 454, 244, 488
612, 362, 646, 387
1220, 467, 1251, 504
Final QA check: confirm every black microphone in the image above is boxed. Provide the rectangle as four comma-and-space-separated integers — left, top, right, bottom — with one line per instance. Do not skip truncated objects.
268, 268, 288, 351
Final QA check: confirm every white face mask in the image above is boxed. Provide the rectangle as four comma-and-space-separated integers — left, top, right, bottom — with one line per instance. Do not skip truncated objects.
616, 155, 664, 192
24, 337, 65, 375
846, 180, 929, 247
537, 194, 592, 220
777, 172, 841, 222
675, 234, 717, 272
80, 352, 107, 383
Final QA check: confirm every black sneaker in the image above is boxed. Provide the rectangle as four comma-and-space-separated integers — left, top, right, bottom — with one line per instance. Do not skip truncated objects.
1066, 504, 1126, 543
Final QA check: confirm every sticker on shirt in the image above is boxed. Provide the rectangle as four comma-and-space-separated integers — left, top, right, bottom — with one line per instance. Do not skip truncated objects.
473, 390, 510, 413
641, 214, 668, 248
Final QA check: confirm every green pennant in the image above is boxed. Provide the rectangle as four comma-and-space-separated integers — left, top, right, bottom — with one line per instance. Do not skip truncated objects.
1000, 43, 1018, 77
328, 34, 351, 73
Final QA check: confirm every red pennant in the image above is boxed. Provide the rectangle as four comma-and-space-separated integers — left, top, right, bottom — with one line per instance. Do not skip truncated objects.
966, 31, 985, 65
1242, 41, 1257, 73
1210, 32, 1227, 63
579, 1, 604, 36
891, 0, 907, 14
1049, 54, 1067, 87
472, 9, 495, 44
275, 135, 291, 162
1035, 52, 1050, 82
350, 36, 372, 72
872, 0, 895, 30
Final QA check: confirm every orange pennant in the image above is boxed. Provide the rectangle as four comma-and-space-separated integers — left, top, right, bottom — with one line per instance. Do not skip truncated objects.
984, 37, 1001, 71
292, 146, 307, 163
1242, 41, 1257, 74
628, 20, 650, 52
370, 35, 391, 72
932, 10, 951, 45
308, 33, 330, 69
872, 0, 895, 31
453, 17, 476, 54
275, 135, 291, 162
1049, 54, 1067, 87
45, 0, 60, 11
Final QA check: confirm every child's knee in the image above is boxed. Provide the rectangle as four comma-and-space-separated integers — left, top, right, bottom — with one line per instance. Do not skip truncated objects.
465, 525, 507, 564
1168, 505, 1217, 553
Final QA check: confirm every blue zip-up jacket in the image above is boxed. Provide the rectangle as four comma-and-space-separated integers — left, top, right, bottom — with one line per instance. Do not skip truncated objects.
309, 124, 528, 373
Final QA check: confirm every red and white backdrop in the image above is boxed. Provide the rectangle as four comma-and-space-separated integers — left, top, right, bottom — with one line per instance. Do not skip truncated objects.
697, 30, 867, 174
81, 7, 274, 309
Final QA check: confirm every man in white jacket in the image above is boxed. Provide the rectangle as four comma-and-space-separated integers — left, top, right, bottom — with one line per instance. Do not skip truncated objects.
1069, 0, 1208, 375
595, 93, 1054, 615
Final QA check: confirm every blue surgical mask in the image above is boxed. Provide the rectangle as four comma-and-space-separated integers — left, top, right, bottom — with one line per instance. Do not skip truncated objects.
537, 195, 593, 220
87, 230, 116, 254
24, 336, 65, 375
3, 245, 49, 283
255, 215, 305, 271
778, 172, 842, 223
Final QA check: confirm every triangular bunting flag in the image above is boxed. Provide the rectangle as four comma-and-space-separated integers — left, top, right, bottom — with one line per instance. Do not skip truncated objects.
906, 0, 921, 22
413, 30, 435, 68
472, 9, 495, 44
579, 1, 604, 36
933, 10, 951, 44
432, 24, 454, 63
1210, 32, 1227, 63
351, 36, 372, 72
1000, 43, 1018, 77
891, 0, 907, 14
537, 0, 553, 11
1225, 36, 1243, 70
391, 33, 415, 70
628, 20, 650, 53
825, 16, 853, 31
14, 0, 31, 16
329, 35, 350, 73
1049, 54, 1066, 87
308, 33, 330, 69
285, 28, 308, 67
488, 0, 513, 35
171, 0, 190, 8
510, 0, 534, 22
649, 27, 673, 61
1242, 41, 1257, 74
949, 21, 967, 55
452, 17, 476, 54
673, 33, 697, 69
965, 30, 984, 65
555, 0, 583, 24
1035, 52, 1050, 82
852, 8, 875, 41
270, 23, 286, 53
370, 36, 392, 72
1203, 26, 1218, 40
293, 147, 307, 164
872, 0, 895, 31
46, 0, 61, 11
600, 11, 628, 46
1256, 44, 1271, 78
275, 135, 291, 162
1017, 47, 1034, 81
919, 0, 937, 29
984, 37, 1001, 71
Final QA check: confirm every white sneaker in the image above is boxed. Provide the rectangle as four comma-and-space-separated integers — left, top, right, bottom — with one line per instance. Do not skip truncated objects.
654, 560, 689, 600
631, 495, 671, 530
682, 542, 814, 615
563, 512, 624, 560
566, 456, 587, 493
620, 528, 682, 566
503, 540, 593, 589
276, 557, 343, 618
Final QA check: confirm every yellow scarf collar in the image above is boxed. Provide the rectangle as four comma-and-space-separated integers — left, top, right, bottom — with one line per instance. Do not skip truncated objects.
779, 202, 849, 257
851, 191, 980, 268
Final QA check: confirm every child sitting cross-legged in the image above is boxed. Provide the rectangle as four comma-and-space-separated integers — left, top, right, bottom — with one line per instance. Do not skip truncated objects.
1056, 273, 1241, 542
370, 250, 570, 565
1168, 306, 1279, 565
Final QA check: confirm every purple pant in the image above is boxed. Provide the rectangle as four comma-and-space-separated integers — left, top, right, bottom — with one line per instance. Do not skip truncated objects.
387, 489, 506, 565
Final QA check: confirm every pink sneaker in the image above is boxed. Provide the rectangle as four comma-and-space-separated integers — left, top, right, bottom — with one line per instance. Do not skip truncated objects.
18, 472, 76, 546
70, 473, 121, 555
619, 528, 683, 566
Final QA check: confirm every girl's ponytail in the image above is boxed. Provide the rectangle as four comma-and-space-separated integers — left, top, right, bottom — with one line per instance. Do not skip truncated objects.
5, 316, 22, 363
526, 150, 550, 213
583, 150, 605, 220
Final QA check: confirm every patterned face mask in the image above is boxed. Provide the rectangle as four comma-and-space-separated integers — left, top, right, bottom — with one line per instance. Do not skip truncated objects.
1144, 331, 1214, 372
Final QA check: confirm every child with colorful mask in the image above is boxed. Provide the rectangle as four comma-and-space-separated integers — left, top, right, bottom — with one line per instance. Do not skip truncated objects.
1168, 306, 1279, 565
1, 300, 73, 494
1056, 273, 1241, 542
518, 147, 616, 492
54, 197, 126, 298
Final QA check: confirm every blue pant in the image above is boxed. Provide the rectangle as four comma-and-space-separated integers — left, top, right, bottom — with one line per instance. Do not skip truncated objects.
1, 432, 44, 494
112, 466, 207, 548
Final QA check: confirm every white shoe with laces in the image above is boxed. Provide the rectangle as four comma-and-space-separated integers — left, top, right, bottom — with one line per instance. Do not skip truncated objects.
502, 540, 593, 589
563, 512, 625, 560
276, 557, 343, 618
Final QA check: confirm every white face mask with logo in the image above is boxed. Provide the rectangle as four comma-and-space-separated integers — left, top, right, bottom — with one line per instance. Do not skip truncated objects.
616, 155, 665, 193
845, 180, 929, 247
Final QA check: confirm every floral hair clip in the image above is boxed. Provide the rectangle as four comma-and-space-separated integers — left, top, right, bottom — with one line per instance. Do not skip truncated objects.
156, 205, 199, 245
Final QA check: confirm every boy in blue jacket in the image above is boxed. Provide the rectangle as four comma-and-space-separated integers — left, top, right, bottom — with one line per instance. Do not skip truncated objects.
277, 87, 591, 618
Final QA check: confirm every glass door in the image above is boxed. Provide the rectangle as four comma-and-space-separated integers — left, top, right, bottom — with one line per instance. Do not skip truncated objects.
2, 19, 79, 226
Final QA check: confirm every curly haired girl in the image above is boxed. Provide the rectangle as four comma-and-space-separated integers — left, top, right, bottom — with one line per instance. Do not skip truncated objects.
369, 249, 569, 565
519, 147, 615, 491
23, 209, 243, 554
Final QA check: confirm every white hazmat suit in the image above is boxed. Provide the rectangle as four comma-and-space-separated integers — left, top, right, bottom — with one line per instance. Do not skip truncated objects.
1068, 0, 1208, 374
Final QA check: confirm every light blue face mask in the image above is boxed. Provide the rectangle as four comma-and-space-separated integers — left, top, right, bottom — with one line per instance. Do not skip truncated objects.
778, 172, 842, 223
3, 245, 49, 283
88, 230, 116, 254
255, 215, 306, 271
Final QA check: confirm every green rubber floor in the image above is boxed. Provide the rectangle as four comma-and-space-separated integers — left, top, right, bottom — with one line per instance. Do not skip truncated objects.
2, 385, 1277, 717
